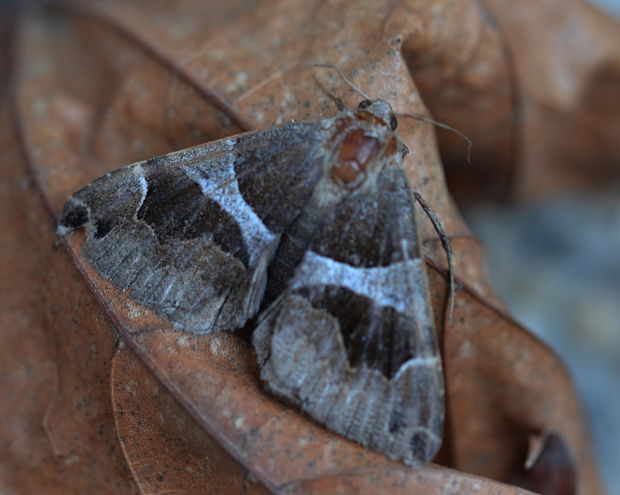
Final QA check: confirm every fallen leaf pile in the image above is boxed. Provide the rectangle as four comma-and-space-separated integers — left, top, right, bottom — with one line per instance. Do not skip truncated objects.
1, 1, 618, 493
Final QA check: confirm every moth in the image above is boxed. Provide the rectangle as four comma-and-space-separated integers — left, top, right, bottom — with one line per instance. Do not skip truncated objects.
56, 68, 457, 467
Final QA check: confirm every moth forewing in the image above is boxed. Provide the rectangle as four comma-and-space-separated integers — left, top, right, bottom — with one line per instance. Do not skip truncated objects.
57, 123, 329, 332
254, 160, 444, 466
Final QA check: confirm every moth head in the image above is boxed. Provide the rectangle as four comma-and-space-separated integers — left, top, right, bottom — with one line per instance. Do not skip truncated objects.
355, 99, 398, 131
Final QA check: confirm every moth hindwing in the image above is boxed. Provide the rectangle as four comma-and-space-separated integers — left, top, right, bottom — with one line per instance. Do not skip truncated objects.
57, 98, 445, 466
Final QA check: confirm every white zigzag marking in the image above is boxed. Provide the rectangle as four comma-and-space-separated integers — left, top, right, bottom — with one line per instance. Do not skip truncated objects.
290, 251, 424, 315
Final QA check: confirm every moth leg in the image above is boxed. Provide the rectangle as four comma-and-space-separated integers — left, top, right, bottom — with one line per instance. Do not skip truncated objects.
413, 192, 455, 322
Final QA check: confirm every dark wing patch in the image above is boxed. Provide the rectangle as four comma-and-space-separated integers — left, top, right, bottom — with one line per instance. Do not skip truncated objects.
235, 126, 327, 233
94, 217, 114, 239
136, 166, 249, 266
310, 166, 420, 268
58, 201, 89, 231
293, 284, 429, 379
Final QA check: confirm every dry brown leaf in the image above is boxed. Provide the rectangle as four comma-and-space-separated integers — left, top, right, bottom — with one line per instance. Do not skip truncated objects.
2, 0, 611, 493
407, 0, 620, 203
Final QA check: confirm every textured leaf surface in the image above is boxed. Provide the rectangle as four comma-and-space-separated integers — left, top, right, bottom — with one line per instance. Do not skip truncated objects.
2, 0, 616, 493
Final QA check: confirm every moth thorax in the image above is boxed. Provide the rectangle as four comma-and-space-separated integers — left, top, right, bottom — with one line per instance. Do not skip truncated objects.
331, 129, 381, 187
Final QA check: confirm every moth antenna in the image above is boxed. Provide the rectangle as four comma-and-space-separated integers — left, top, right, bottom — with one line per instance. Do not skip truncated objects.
312, 74, 347, 111
398, 112, 472, 163
413, 192, 455, 323
313, 63, 371, 100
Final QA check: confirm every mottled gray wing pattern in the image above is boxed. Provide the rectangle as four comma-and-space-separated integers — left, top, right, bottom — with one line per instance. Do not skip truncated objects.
253, 165, 444, 466
57, 122, 328, 332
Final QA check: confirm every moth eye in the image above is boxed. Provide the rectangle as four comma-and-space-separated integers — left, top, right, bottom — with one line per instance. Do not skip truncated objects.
389, 114, 398, 131
357, 99, 372, 110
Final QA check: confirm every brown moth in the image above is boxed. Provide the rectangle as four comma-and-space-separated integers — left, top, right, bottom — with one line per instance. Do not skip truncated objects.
56, 78, 453, 466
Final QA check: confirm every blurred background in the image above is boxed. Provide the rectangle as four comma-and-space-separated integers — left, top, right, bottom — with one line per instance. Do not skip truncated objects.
594, 0, 620, 15
460, 2, 619, 493
465, 195, 620, 495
